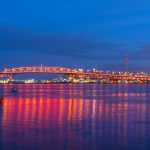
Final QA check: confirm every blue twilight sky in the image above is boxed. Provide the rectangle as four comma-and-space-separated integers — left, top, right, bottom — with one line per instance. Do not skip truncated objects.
1, 0, 150, 72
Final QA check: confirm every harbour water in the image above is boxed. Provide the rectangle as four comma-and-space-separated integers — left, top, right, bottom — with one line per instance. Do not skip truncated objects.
0, 84, 150, 150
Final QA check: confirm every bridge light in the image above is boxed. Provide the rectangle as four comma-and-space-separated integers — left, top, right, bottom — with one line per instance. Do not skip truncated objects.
79, 69, 83, 72
4, 68, 8, 72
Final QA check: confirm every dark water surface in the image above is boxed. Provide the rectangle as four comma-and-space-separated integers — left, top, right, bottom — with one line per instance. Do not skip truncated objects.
0, 84, 150, 150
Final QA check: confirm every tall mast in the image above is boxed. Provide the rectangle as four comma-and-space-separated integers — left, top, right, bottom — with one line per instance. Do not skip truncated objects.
124, 51, 128, 73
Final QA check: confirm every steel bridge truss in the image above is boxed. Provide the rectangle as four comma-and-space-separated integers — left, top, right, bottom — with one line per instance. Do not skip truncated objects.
0, 66, 150, 82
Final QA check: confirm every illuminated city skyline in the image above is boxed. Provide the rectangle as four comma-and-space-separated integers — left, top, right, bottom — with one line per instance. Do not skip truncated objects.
0, 65, 150, 84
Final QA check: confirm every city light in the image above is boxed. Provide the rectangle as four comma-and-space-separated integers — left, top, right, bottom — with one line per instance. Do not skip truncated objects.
0, 66, 150, 84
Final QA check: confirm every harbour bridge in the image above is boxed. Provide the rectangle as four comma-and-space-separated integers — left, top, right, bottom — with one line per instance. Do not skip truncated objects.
0, 66, 149, 83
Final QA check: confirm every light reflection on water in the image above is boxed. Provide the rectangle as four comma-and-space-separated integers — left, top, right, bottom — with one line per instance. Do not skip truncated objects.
0, 84, 150, 149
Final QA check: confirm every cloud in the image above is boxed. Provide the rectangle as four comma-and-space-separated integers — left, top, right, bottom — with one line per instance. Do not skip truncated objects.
139, 44, 150, 57
129, 66, 150, 72
1, 25, 150, 72
0, 25, 120, 60
129, 43, 150, 60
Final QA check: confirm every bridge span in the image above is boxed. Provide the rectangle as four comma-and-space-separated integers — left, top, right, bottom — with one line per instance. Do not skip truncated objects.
0, 66, 149, 83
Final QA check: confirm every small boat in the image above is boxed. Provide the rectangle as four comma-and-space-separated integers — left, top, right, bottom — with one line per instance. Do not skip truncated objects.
11, 87, 18, 93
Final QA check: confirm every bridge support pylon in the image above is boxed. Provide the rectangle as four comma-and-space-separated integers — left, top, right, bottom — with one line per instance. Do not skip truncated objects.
140, 80, 145, 84
68, 75, 74, 83
7, 74, 13, 84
